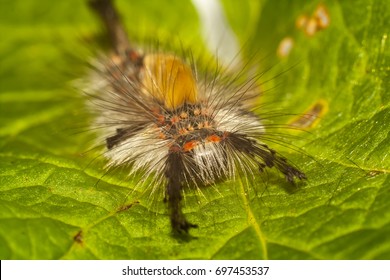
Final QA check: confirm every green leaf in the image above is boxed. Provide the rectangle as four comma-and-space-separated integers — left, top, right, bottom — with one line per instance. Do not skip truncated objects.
0, 0, 389, 260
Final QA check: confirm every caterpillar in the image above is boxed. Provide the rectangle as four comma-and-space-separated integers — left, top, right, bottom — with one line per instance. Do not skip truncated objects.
85, 0, 306, 234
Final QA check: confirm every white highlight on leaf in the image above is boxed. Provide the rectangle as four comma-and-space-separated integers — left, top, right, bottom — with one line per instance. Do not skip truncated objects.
191, 0, 242, 71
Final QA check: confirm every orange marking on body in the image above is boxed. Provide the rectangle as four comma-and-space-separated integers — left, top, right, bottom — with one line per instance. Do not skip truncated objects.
193, 108, 200, 116
203, 121, 211, 128
180, 111, 188, 119
156, 114, 165, 124
183, 140, 198, 152
201, 108, 209, 115
128, 50, 140, 62
207, 134, 221, 143
171, 116, 180, 123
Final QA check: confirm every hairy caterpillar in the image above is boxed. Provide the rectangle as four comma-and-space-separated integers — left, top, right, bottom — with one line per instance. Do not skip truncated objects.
85, 0, 306, 234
